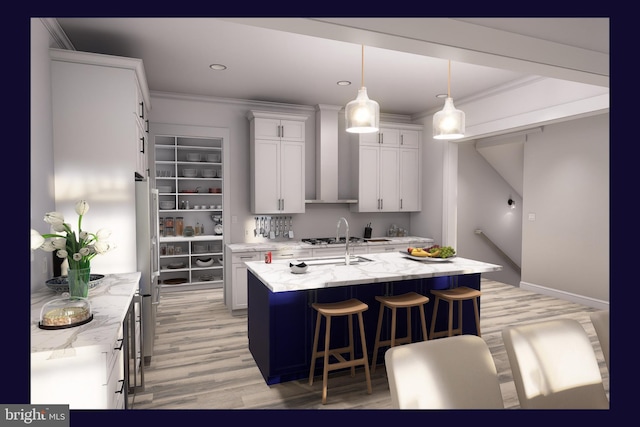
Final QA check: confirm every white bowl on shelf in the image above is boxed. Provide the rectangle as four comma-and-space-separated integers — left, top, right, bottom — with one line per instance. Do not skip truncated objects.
206, 153, 221, 162
186, 153, 200, 162
182, 169, 197, 177
159, 201, 176, 210
201, 169, 215, 178
195, 258, 214, 267
157, 186, 172, 193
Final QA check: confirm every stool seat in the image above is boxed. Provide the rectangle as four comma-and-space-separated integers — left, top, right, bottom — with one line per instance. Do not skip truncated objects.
371, 292, 430, 373
430, 287, 481, 339
309, 298, 372, 404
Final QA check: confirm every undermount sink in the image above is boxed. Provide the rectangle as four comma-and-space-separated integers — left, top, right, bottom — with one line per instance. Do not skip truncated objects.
364, 238, 391, 242
296, 256, 373, 266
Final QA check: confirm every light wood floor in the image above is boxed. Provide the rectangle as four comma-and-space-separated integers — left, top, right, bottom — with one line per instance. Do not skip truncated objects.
131, 279, 609, 410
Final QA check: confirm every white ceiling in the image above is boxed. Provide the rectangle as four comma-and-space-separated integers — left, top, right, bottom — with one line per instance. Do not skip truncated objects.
54, 17, 609, 117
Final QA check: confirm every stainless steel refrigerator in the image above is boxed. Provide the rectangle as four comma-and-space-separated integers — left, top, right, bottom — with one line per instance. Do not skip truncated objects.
135, 179, 160, 366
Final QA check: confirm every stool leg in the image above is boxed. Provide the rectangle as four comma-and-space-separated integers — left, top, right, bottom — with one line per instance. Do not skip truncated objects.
371, 303, 385, 373
473, 297, 481, 337
405, 307, 412, 344
456, 300, 464, 335
390, 307, 397, 348
348, 314, 355, 377
418, 304, 428, 340
447, 300, 454, 337
322, 315, 332, 404
357, 312, 373, 395
430, 296, 440, 338
309, 311, 322, 385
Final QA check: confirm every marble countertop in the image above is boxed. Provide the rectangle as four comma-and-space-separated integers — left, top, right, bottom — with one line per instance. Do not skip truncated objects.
245, 251, 502, 293
31, 272, 141, 360
226, 236, 434, 253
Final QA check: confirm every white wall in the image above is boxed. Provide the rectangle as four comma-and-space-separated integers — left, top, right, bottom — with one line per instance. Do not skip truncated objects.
521, 114, 609, 306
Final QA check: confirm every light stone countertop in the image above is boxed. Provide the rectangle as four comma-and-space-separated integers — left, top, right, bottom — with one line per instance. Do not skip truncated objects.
245, 251, 502, 293
31, 272, 141, 360
226, 236, 435, 253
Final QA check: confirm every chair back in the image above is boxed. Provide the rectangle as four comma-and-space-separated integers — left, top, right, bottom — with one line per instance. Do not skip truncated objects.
502, 318, 609, 409
590, 310, 609, 372
385, 335, 504, 409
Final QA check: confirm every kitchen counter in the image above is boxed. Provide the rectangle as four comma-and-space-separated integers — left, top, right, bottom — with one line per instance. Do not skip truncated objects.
245, 251, 501, 293
246, 253, 501, 385
31, 272, 141, 409
225, 236, 434, 253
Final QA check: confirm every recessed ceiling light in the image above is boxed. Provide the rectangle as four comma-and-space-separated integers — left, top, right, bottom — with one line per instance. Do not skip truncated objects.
337, 80, 351, 86
436, 93, 448, 99
209, 64, 227, 71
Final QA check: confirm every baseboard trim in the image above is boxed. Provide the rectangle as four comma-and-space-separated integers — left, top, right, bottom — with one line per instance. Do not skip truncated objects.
520, 281, 609, 310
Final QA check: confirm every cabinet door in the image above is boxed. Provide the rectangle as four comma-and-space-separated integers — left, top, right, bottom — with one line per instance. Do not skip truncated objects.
253, 139, 282, 213
400, 130, 420, 147
280, 141, 305, 213
280, 120, 305, 142
232, 264, 249, 310
253, 118, 282, 140
379, 145, 400, 211
357, 144, 381, 211
399, 147, 421, 211
379, 128, 400, 146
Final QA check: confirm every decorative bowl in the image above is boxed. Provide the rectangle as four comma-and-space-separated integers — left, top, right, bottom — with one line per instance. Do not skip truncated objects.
289, 262, 308, 274
46, 274, 106, 293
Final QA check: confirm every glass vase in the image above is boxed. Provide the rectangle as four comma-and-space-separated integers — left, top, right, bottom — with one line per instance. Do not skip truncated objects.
67, 267, 91, 299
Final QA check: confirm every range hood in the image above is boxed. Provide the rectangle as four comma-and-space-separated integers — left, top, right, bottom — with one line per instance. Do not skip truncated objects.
305, 104, 357, 204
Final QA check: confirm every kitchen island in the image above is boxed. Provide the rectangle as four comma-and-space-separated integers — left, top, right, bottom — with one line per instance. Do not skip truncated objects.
245, 251, 501, 385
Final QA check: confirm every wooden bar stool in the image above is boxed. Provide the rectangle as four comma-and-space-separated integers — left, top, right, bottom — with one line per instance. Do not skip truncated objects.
430, 287, 482, 339
371, 292, 430, 373
309, 298, 372, 404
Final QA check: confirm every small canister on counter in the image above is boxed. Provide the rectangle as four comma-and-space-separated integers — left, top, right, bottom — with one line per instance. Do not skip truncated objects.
265, 251, 272, 263
176, 217, 184, 236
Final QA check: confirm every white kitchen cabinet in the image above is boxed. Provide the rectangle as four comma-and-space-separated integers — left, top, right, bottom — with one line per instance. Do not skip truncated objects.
151, 129, 228, 292
50, 49, 151, 274
227, 250, 262, 312
248, 111, 307, 214
351, 123, 423, 213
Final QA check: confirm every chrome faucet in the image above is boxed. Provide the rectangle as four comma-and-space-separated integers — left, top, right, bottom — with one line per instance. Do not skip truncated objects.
337, 217, 350, 265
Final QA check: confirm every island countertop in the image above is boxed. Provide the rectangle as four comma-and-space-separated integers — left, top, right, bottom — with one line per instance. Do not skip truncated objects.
245, 251, 502, 293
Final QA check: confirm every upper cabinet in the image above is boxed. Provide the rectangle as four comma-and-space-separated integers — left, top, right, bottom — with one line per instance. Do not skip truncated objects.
50, 48, 151, 273
50, 48, 151, 180
248, 110, 308, 214
351, 123, 423, 213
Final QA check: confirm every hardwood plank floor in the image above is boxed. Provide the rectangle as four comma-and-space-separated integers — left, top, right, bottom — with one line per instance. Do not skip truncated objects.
131, 279, 609, 410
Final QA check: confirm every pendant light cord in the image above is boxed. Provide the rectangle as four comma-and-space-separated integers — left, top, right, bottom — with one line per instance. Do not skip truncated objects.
447, 60, 451, 98
361, 44, 365, 88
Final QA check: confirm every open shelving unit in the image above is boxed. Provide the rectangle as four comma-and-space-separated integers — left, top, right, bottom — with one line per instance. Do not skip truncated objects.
153, 133, 226, 292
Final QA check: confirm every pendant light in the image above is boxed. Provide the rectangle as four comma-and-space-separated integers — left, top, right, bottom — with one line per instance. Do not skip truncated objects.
433, 60, 465, 140
345, 45, 379, 133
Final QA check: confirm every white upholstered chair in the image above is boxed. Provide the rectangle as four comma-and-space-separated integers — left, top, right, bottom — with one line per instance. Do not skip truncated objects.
502, 318, 609, 409
385, 335, 504, 409
590, 310, 610, 372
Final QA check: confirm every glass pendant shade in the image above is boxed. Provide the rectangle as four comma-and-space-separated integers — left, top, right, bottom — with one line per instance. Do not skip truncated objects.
345, 87, 380, 133
433, 97, 465, 140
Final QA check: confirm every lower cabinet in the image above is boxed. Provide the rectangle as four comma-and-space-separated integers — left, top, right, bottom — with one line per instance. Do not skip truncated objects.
30, 274, 140, 409
227, 250, 262, 312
